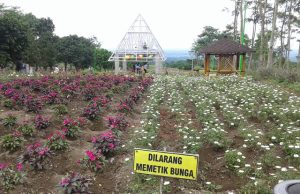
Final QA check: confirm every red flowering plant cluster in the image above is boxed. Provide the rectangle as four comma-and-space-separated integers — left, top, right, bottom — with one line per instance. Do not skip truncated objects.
91, 95, 111, 108
105, 115, 129, 135
81, 85, 96, 101
78, 150, 106, 172
29, 80, 46, 92
34, 115, 50, 130
0, 162, 26, 190
61, 83, 79, 99
117, 99, 134, 113
42, 91, 60, 105
141, 77, 154, 88
58, 172, 92, 194
91, 130, 119, 156
61, 117, 82, 138
46, 130, 69, 151
82, 102, 100, 120
18, 142, 52, 170
129, 88, 141, 103
23, 96, 43, 113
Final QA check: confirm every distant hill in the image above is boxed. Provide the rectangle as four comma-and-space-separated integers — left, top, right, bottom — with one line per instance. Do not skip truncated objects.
290, 50, 298, 62
164, 49, 298, 62
164, 50, 190, 62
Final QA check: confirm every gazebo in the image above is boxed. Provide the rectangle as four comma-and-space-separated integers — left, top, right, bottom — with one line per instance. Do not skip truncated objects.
109, 14, 166, 74
199, 38, 253, 76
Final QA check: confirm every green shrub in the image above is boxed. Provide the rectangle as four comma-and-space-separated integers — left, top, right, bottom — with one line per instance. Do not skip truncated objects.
17, 124, 35, 137
52, 105, 68, 115
3, 115, 17, 128
2, 132, 24, 151
3, 99, 14, 109
224, 149, 245, 170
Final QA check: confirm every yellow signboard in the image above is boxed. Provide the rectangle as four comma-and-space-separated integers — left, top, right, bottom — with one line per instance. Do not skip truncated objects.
133, 149, 199, 180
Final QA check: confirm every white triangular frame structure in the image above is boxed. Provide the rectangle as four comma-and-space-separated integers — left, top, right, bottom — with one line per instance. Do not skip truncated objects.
109, 14, 166, 74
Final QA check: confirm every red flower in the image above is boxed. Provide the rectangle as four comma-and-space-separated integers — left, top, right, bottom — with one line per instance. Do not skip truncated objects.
85, 150, 96, 161
108, 143, 115, 149
91, 136, 97, 143
0, 163, 7, 170
16, 163, 23, 171
60, 178, 70, 186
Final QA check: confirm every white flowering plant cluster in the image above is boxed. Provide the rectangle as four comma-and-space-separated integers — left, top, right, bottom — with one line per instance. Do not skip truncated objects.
129, 75, 299, 192
181, 77, 231, 150
162, 75, 299, 192
165, 76, 202, 154
134, 77, 165, 148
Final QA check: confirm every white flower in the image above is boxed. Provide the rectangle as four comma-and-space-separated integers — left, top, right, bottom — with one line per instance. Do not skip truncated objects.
206, 182, 211, 185
125, 158, 130, 162
281, 167, 287, 172
293, 154, 299, 158
163, 181, 170, 185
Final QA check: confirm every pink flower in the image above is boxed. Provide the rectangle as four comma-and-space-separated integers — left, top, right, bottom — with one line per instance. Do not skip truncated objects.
85, 150, 96, 161
108, 143, 115, 149
60, 178, 70, 186
62, 127, 68, 133
0, 163, 7, 170
96, 162, 102, 169
16, 163, 23, 171
34, 142, 42, 148
91, 136, 97, 143
38, 147, 49, 156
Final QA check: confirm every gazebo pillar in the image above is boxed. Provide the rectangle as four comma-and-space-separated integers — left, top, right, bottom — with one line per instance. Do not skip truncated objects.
241, 54, 246, 77
236, 53, 240, 71
204, 54, 210, 76
155, 55, 162, 74
114, 54, 120, 75
122, 59, 127, 73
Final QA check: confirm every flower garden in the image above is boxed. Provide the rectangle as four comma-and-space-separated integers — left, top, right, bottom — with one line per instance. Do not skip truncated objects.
0, 74, 299, 193
0, 74, 153, 193
126, 75, 300, 193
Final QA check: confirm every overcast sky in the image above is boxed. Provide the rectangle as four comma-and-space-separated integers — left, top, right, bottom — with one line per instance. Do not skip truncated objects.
2, 0, 299, 51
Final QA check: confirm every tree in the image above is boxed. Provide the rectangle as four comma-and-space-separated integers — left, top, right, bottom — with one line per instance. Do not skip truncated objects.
248, 0, 259, 69
94, 48, 113, 71
259, 0, 268, 66
232, 0, 241, 41
284, 0, 299, 68
192, 26, 221, 53
267, 0, 279, 68
0, 6, 28, 70
57, 35, 98, 71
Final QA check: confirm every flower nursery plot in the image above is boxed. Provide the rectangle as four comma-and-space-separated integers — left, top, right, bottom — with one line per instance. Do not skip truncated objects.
0, 74, 153, 193
124, 75, 300, 194
0, 73, 299, 194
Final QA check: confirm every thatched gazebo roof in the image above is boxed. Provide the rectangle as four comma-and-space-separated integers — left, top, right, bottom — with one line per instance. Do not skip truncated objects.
199, 38, 253, 55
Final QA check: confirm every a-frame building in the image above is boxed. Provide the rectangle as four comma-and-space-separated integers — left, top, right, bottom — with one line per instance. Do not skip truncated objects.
109, 14, 166, 74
